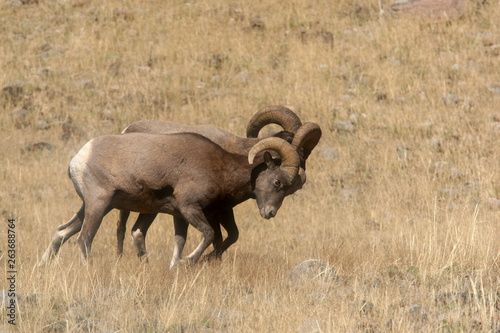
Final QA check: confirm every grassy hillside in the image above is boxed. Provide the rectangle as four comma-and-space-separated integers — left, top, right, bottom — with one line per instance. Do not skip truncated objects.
1, 0, 499, 331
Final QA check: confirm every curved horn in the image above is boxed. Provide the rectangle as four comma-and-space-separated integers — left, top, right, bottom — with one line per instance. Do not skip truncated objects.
248, 137, 300, 182
246, 105, 302, 138
291, 122, 322, 160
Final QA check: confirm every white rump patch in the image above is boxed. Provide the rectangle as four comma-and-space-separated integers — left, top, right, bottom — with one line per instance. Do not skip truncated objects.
69, 140, 93, 197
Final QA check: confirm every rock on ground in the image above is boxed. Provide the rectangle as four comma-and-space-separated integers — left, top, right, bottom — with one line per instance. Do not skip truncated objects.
288, 259, 337, 287
390, 0, 468, 21
298, 317, 326, 333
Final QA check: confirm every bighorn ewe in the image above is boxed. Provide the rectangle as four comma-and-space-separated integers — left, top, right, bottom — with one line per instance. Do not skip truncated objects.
38, 132, 301, 267
118, 106, 322, 263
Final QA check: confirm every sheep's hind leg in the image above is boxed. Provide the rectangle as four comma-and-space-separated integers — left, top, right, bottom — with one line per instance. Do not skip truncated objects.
38, 205, 85, 266
170, 217, 188, 269
116, 210, 130, 257
130, 213, 157, 262
200, 213, 224, 262
76, 201, 112, 264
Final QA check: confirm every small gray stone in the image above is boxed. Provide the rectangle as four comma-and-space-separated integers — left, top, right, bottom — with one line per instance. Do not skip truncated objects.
318, 147, 339, 161
484, 197, 500, 209
417, 120, 433, 135
0, 290, 22, 310
430, 162, 462, 180
440, 188, 459, 199
61, 121, 87, 141
23, 293, 51, 306
431, 160, 449, 171
307, 292, 330, 305
250, 16, 265, 29
396, 146, 413, 161
341, 189, 359, 200
491, 122, 500, 136
99, 109, 114, 120
234, 70, 250, 84
449, 168, 463, 180
113, 7, 134, 21
137, 66, 151, 73
109, 85, 120, 93
429, 137, 442, 152
288, 259, 337, 287
430, 161, 449, 179
488, 84, 500, 96
206, 310, 246, 327
390, 0, 468, 21
443, 93, 460, 106
41, 43, 68, 58
461, 181, 480, 196
336, 121, 355, 132
73, 77, 95, 89
436, 291, 477, 306
6, 0, 22, 7
450, 63, 461, 72
405, 304, 428, 322
437, 309, 466, 325
349, 113, 359, 124
36, 119, 50, 130
376, 93, 387, 101
488, 44, 500, 56
364, 219, 380, 230
24, 142, 53, 152
418, 90, 427, 101
2, 85, 23, 103
298, 318, 326, 333
65, 304, 95, 328
360, 300, 374, 315
11, 107, 30, 120
11, 106, 31, 128
37, 67, 52, 78
75, 319, 98, 332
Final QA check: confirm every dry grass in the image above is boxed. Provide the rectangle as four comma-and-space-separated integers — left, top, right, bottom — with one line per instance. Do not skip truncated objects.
1, 0, 499, 331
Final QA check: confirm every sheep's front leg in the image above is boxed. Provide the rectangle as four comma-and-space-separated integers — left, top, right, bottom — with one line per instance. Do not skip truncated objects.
173, 205, 214, 267
203, 209, 238, 261
217, 209, 239, 255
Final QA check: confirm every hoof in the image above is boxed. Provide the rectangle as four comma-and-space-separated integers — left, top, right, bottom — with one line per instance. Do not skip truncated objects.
137, 252, 150, 263
201, 251, 221, 262
170, 258, 195, 269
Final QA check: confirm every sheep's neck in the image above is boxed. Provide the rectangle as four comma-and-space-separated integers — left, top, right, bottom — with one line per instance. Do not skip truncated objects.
218, 155, 257, 207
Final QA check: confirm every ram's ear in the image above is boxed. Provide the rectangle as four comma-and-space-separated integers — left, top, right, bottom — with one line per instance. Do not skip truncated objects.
263, 151, 278, 170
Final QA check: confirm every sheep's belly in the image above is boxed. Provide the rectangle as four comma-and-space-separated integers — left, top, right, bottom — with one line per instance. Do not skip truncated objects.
111, 189, 178, 215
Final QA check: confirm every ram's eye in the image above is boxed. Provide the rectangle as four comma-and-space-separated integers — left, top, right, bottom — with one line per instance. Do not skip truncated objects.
274, 179, 281, 188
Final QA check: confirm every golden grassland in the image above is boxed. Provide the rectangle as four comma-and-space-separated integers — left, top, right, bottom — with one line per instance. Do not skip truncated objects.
1, 0, 499, 331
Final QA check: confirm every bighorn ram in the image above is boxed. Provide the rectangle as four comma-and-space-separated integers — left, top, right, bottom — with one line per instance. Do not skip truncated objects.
38, 132, 302, 267
118, 106, 322, 263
